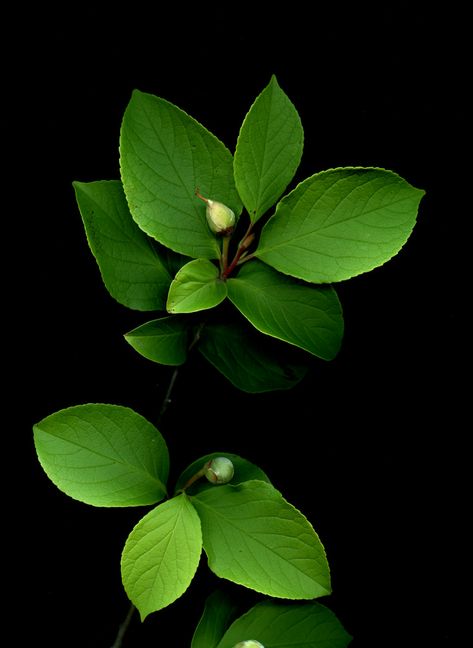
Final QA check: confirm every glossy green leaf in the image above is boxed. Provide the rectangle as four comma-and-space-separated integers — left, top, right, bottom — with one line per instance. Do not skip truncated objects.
124, 316, 190, 365
191, 480, 331, 599
256, 167, 425, 283
175, 452, 271, 496
234, 75, 303, 222
121, 494, 202, 620
33, 404, 169, 507
120, 89, 241, 259
191, 590, 240, 648
217, 600, 352, 648
227, 260, 343, 360
198, 318, 308, 392
73, 180, 171, 310
167, 259, 227, 314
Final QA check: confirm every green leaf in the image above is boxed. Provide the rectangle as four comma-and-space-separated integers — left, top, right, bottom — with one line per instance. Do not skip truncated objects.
124, 316, 190, 365
120, 89, 242, 259
73, 180, 171, 310
198, 318, 308, 392
191, 590, 240, 648
216, 600, 352, 648
175, 452, 271, 496
167, 259, 227, 314
256, 167, 425, 283
33, 404, 169, 507
234, 75, 303, 223
121, 494, 202, 620
227, 260, 343, 360
191, 480, 331, 599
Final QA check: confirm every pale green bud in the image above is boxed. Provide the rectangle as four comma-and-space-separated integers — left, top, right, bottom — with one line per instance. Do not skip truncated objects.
233, 641, 265, 648
205, 199, 235, 234
205, 456, 235, 484
195, 189, 235, 234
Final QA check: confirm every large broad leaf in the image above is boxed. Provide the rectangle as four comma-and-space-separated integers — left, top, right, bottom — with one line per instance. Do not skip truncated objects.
256, 167, 425, 283
234, 75, 303, 222
124, 316, 190, 365
120, 89, 241, 259
121, 494, 202, 620
198, 318, 308, 392
167, 259, 227, 314
33, 404, 169, 507
227, 260, 343, 360
191, 480, 331, 599
191, 590, 240, 648
174, 452, 271, 496
73, 180, 171, 310
216, 600, 352, 648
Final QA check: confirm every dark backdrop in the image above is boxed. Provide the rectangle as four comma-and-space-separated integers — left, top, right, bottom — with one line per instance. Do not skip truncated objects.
16, 4, 465, 647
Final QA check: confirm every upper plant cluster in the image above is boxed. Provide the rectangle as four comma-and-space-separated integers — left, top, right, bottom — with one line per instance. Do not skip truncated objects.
73, 75, 424, 393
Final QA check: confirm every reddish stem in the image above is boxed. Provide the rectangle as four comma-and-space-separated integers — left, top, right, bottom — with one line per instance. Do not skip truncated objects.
222, 223, 255, 279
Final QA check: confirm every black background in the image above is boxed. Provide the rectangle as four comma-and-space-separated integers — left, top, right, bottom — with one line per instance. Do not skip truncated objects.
15, 4, 466, 647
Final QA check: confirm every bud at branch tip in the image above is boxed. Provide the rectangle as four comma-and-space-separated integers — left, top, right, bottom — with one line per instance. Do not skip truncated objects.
195, 187, 235, 235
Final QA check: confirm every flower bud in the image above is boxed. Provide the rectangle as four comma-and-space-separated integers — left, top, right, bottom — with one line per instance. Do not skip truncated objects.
195, 189, 235, 234
233, 641, 265, 648
205, 199, 235, 234
205, 457, 235, 484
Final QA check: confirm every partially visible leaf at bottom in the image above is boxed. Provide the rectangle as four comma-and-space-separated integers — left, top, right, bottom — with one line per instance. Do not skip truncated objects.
191, 589, 240, 648
121, 494, 202, 620
216, 599, 352, 648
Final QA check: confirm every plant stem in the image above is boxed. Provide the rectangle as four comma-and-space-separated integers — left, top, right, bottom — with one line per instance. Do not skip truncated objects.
158, 366, 179, 425
180, 461, 211, 491
109, 324, 205, 647
221, 233, 231, 274
222, 223, 254, 278
110, 602, 135, 648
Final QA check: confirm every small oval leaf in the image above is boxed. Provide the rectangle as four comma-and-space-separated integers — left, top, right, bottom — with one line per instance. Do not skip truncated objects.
33, 404, 169, 507
167, 259, 227, 314
124, 316, 190, 365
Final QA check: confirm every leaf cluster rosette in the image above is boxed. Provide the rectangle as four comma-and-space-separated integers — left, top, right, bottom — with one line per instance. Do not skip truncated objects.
73, 75, 424, 393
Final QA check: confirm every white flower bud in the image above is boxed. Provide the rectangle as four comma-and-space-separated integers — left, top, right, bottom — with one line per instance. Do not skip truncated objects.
233, 641, 265, 648
195, 189, 235, 234
205, 457, 235, 484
